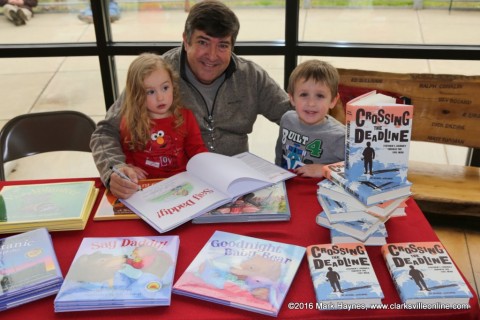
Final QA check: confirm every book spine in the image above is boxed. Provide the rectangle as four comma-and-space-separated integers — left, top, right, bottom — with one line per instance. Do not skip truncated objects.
345, 118, 351, 172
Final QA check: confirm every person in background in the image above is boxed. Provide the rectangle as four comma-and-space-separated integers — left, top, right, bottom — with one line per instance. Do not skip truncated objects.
113, 53, 207, 182
91, 0, 291, 199
1, 0, 37, 26
275, 59, 345, 178
77, 0, 120, 24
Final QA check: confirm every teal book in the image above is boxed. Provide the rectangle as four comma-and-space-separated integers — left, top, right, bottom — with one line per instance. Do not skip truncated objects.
0, 181, 98, 233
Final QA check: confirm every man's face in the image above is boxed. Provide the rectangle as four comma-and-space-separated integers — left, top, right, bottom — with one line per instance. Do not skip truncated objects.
183, 30, 233, 85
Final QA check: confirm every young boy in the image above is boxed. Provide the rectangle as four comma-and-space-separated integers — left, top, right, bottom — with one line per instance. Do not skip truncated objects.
275, 60, 345, 178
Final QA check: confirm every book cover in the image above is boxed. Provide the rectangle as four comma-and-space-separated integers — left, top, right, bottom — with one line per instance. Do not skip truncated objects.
306, 243, 384, 309
316, 211, 387, 242
54, 235, 180, 312
317, 179, 407, 218
0, 228, 63, 310
192, 182, 290, 224
322, 161, 411, 206
0, 181, 98, 233
121, 152, 295, 233
381, 242, 473, 306
330, 227, 387, 246
344, 90, 413, 186
93, 178, 163, 221
173, 231, 305, 317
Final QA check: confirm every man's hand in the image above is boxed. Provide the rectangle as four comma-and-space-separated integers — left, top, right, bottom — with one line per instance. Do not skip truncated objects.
109, 166, 140, 199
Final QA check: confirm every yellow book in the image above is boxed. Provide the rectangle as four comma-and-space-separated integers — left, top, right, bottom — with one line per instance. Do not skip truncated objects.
0, 181, 98, 233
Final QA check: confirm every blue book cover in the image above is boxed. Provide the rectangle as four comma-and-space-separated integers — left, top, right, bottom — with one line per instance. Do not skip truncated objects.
54, 235, 180, 312
0, 228, 63, 310
316, 211, 387, 242
344, 91, 413, 186
330, 227, 387, 246
381, 242, 473, 306
318, 194, 379, 223
306, 243, 384, 309
323, 162, 411, 206
173, 230, 305, 317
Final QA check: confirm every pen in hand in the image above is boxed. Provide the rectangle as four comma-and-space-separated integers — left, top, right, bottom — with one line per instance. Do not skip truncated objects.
110, 166, 142, 191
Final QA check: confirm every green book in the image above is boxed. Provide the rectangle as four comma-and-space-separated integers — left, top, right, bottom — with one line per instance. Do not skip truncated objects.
0, 181, 98, 233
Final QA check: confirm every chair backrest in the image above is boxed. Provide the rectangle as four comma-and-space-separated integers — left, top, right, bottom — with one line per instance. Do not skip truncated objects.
0, 111, 97, 180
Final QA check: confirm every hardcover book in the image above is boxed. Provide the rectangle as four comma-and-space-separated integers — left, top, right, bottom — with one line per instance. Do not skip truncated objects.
0, 228, 63, 311
381, 242, 473, 306
306, 243, 384, 309
173, 231, 305, 317
93, 178, 163, 221
322, 161, 411, 206
318, 193, 405, 223
344, 90, 413, 186
316, 211, 387, 242
0, 181, 98, 234
192, 182, 290, 224
330, 227, 387, 246
54, 235, 180, 312
121, 152, 295, 233
317, 178, 407, 218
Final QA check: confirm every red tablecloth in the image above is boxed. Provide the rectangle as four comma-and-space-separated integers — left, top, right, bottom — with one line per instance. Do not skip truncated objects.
2, 177, 479, 320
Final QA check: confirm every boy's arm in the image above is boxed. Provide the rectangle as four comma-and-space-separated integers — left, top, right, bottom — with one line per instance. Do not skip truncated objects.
294, 164, 325, 178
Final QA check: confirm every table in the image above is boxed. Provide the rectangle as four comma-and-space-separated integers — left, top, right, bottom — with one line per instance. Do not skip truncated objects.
2, 177, 479, 320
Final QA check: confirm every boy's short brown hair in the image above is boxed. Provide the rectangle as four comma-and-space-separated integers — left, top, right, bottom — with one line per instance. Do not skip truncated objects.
287, 60, 339, 98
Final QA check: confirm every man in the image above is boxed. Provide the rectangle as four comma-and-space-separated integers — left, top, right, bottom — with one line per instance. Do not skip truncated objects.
90, 0, 291, 199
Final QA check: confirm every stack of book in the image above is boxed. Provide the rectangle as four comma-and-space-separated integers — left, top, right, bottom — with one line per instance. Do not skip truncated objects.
317, 91, 414, 245
54, 235, 180, 312
0, 228, 63, 311
0, 181, 99, 234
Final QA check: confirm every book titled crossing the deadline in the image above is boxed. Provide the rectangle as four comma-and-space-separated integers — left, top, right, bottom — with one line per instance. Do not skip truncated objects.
344, 90, 413, 191
173, 231, 305, 317
306, 243, 384, 309
54, 235, 180, 312
381, 242, 473, 307
0, 228, 63, 311
121, 152, 295, 233
322, 161, 411, 206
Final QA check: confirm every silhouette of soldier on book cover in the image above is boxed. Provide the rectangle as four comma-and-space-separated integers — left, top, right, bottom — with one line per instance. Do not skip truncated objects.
409, 265, 430, 291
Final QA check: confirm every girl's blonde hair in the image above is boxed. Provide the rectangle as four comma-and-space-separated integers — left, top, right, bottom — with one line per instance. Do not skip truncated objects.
121, 53, 183, 150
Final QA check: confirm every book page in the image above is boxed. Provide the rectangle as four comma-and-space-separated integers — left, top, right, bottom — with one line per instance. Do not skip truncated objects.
233, 152, 296, 183
350, 91, 397, 105
187, 153, 274, 198
121, 172, 231, 232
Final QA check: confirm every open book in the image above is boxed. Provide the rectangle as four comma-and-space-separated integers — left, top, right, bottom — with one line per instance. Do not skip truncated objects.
120, 152, 295, 233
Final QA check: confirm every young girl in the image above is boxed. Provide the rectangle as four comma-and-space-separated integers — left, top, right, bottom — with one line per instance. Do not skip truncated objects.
118, 53, 208, 180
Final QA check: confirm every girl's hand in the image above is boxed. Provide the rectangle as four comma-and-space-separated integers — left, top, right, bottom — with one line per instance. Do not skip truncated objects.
128, 165, 148, 180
